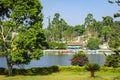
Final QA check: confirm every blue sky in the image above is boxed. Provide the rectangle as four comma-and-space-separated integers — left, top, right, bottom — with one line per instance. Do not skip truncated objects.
41, 0, 120, 28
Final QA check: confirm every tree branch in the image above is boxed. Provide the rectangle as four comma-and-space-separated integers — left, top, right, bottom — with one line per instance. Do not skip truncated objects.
5, 27, 12, 40
0, 25, 5, 42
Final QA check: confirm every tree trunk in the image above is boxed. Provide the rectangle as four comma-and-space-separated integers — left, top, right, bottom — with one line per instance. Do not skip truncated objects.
90, 71, 95, 77
6, 55, 13, 76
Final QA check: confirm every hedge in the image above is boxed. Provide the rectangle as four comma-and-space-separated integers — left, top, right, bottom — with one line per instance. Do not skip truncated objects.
0, 66, 59, 75
0, 66, 120, 75
58, 66, 86, 72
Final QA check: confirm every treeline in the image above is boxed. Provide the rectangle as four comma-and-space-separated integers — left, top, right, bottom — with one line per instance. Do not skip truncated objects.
44, 13, 120, 49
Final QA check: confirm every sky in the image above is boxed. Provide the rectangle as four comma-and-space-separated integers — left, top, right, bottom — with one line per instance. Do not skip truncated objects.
41, 0, 120, 28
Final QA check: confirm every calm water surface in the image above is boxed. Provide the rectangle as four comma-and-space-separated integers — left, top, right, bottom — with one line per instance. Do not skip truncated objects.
0, 54, 106, 68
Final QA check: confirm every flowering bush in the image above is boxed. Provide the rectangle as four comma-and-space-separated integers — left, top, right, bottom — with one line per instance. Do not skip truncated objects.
70, 51, 89, 66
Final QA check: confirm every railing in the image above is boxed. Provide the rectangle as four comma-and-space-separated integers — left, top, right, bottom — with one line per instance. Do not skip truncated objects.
43, 49, 112, 55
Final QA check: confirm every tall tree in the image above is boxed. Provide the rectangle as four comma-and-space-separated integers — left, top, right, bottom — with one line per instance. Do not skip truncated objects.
84, 13, 94, 28
63, 25, 77, 41
102, 16, 113, 27
58, 18, 67, 41
108, 0, 120, 44
0, 0, 47, 76
108, 0, 120, 18
51, 13, 67, 42
84, 13, 98, 40
101, 16, 113, 43
101, 26, 113, 42
74, 25, 85, 36
51, 13, 60, 41
109, 21, 120, 48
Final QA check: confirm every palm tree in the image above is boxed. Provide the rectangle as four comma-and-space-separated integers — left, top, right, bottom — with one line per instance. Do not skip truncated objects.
85, 64, 100, 77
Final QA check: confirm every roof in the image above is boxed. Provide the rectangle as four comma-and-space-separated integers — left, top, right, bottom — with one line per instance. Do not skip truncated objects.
68, 41, 81, 45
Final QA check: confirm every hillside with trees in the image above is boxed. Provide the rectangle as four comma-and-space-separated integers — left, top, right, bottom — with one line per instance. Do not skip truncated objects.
44, 13, 120, 50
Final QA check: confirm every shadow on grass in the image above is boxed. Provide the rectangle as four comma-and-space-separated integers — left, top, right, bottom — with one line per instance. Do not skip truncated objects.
94, 76, 110, 80
0, 66, 59, 76
14, 66, 59, 76
113, 76, 120, 80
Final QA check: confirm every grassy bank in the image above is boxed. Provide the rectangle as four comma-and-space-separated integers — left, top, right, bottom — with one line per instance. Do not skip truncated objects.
0, 71, 120, 80
0, 66, 120, 80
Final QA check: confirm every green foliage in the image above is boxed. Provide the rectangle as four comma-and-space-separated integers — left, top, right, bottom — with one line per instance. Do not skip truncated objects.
108, 22, 120, 48
109, 39, 120, 48
11, 24, 48, 65
114, 13, 120, 18
0, 66, 59, 75
101, 26, 113, 35
57, 43, 67, 49
48, 42, 66, 49
102, 16, 113, 27
84, 13, 94, 28
0, 0, 13, 19
70, 51, 89, 66
85, 63, 100, 72
100, 67, 120, 72
113, 48, 120, 55
87, 38, 101, 50
101, 26, 113, 42
58, 66, 86, 72
104, 54, 120, 68
11, 0, 43, 26
74, 25, 85, 36
0, 0, 47, 76
0, 68, 5, 75
1, 66, 120, 75
48, 42, 57, 49
85, 63, 100, 77
49, 13, 68, 41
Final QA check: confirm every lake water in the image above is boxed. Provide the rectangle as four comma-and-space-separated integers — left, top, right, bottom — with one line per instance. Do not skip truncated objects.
0, 54, 106, 68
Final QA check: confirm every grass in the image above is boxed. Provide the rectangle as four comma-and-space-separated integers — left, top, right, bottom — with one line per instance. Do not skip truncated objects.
0, 71, 120, 80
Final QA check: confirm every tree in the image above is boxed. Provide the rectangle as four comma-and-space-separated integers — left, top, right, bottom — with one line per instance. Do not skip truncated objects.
104, 54, 120, 68
101, 16, 113, 43
63, 25, 77, 41
51, 13, 67, 42
85, 63, 100, 78
0, 0, 47, 76
0, 20, 17, 76
84, 13, 99, 40
74, 25, 85, 36
101, 26, 113, 42
109, 21, 120, 48
87, 38, 101, 50
108, 0, 120, 18
102, 16, 113, 27
91, 20, 103, 38
84, 13, 94, 28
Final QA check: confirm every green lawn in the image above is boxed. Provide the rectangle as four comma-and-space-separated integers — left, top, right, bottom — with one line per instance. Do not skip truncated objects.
0, 71, 120, 80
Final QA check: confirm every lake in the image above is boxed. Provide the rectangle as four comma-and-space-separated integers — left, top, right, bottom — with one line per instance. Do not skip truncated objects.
0, 53, 106, 68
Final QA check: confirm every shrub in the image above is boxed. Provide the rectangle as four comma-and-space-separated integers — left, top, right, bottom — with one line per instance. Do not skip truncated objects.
87, 38, 101, 50
100, 67, 120, 72
70, 51, 89, 66
85, 63, 100, 77
57, 43, 66, 49
0, 67, 5, 75
104, 54, 120, 68
58, 66, 85, 72
48, 42, 67, 49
